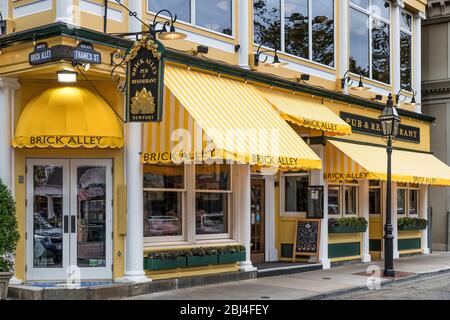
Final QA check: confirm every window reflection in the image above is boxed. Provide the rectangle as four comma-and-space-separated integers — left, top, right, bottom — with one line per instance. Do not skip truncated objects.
284, 175, 309, 212
371, 0, 390, 20
328, 188, 340, 215
401, 12, 412, 31
196, 0, 232, 35
345, 186, 358, 215
144, 164, 184, 189
196, 193, 228, 235
195, 164, 230, 191
350, 0, 369, 9
349, 8, 370, 77
253, 0, 281, 50
400, 31, 412, 90
144, 191, 182, 237
372, 18, 390, 84
148, 0, 191, 23
284, 0, 309, 59
409, 189, 418, 215
312, 0, 334, 67
397, 189, 406, 215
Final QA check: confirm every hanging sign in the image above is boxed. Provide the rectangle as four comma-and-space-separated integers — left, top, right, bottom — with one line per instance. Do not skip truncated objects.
73, 42, 102, 64
29, 42, 53, 65
126, 37, 164, 122
293, 219, 321, 261
340, 112, 421, 143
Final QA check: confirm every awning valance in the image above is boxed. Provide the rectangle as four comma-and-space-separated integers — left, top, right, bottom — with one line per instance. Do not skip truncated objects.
12, 87, 123, 148
256, 87, 352, 136
142, 65, 322, 170
325, 139, 450, 186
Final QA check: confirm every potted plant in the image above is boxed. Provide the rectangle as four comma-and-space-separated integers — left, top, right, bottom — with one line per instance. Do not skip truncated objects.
217, 245, 246, 264
398, 217, 428, 231
0, 180, 20, 300
328, 217, 368, 233
144, 250, 188, 270
187, 247, 218, 267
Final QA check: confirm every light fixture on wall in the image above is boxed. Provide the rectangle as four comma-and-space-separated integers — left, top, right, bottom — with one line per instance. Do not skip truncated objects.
341, 70, 370, 91
152, 10, 187, 40
57, 69, 78, 83
254, 44, 288, 68
396, 87, 419, 107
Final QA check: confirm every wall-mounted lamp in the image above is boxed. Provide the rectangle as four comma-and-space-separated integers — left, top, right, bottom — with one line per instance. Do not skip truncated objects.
152, 10, 187, 40
57, 70, 78, 83
341, 70, 370, 91
396, 87, 419, 107
371, 94, 383, 102
254, 44, 288, 68
294, 73, 310, 83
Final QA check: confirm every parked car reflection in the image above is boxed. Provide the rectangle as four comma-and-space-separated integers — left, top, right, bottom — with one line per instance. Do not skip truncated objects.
33, 213, 63, 267
145, 215, 182, 236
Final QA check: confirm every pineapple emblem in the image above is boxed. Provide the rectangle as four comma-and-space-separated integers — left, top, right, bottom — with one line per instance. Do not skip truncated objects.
130, 88, 155, 115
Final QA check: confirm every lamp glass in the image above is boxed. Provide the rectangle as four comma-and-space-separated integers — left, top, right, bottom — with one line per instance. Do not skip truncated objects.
57, 71, 77, 83
158, 25, 187, 40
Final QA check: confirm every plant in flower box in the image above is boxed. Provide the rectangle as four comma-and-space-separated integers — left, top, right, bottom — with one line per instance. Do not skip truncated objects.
328, 217, 368, 233
187, 247, 219, 267
145, 250, 188, 270
217, 245, 246, 264
398, 217, 428, 231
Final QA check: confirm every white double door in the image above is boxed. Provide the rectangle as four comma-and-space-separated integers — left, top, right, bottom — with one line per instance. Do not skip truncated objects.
27, 159, 113, 281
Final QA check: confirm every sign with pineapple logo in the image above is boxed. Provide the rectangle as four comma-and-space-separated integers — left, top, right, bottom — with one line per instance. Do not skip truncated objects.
126, 36, 164, 122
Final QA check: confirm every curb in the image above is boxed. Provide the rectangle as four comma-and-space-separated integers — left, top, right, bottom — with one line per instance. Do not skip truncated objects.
303, 267, 450, 300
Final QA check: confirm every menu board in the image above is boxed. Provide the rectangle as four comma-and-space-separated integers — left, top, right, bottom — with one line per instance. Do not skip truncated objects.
293, 219, 321, 260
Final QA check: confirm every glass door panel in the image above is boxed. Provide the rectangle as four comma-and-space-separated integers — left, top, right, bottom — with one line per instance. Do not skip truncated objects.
250, 179, 265, 264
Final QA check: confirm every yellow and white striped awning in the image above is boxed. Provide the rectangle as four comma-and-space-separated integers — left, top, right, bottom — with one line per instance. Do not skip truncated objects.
142, 65, 322, 170
256, 87, 352, 136
325, 139, 450, 186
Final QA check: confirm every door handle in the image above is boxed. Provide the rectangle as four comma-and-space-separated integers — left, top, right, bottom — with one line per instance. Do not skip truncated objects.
64, 216, 69, 234
71, 215, 76, 233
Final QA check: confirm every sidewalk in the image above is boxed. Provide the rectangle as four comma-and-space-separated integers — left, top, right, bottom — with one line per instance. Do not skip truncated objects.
126, 252, 450, 300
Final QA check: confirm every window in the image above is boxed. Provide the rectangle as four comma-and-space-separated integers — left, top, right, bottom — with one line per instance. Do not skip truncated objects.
349, 0, 390, 83
253, 0, 335, 67
143, 165, 185, 238
400, 11, 413, 90
328, 181, 359, 217
397, 183, 419, 216
195, 164, 231, 236
284, 173, 309, 213
369, 180, 382, 215
148, 0, 233, 36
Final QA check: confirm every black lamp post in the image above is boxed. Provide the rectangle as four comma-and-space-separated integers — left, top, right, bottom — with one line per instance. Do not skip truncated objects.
378, 93, 400, 277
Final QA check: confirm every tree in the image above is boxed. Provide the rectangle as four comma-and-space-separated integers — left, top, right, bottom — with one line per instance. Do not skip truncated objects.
0, 180, 19, 272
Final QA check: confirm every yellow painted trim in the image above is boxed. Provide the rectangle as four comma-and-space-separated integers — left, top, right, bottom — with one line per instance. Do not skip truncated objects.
328, 233, 362, 244
398, 230, 422, 239
399, 249, 422, 255
145, 264, 239, 280
330, 255, 362, 263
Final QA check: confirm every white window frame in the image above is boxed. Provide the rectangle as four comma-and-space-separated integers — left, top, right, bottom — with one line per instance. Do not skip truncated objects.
348, 0, 391, 85
280, 171, 310, 216
397, 183, 420, 217
143, 165, 187, 244
147, 0, 235, 39
400, 9, 413, 92
328, 180, 359, 217
253, 0, 336, 69
194, 163, 233, 240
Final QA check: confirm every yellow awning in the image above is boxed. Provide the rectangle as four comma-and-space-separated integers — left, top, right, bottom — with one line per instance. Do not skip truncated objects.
325, 139, 450, 186
142, 65, 322, 170
12, 86, 123, 148
256, 87, 352, 136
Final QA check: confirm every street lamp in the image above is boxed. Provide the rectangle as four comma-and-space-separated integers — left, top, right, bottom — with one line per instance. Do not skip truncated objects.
378, 93, 400, 277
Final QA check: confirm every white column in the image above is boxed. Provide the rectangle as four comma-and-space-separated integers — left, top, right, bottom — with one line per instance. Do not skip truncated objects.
420, 185, 430, 254
264, 175, 278, 262
359, 180, 371, 262
238, 0, 250, 68
413, 12, 425, 113
123, 122, 148, 282
338, 0, 349, 94
55, 0, 74, 24
310, 145, 330, 269
392, 182, 400, 259
392, 1, 404, 95
0, 78, 19, 191
237, 164, 256, 272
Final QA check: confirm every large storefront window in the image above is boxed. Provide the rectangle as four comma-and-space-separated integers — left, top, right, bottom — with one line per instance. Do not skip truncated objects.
349, 0, 390, 83
328, 181, 359, 217
397, 183, 419, 216
369, 180, 382, 215
400, 11, 413, 90
148, 0, 233, 36
283, 173, 309, 213
254, 0, 335, 67
196, 164, 231, 236
143, 165, 185, 238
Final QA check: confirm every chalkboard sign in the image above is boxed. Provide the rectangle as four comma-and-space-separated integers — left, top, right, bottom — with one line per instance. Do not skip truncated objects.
293, 219, 321, 261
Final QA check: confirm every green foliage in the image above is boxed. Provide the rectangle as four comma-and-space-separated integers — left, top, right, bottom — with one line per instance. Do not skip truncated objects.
147, 245, 245, 260
0, 180, 19, 272
398, 217, 428, 228
328, 217, 368, 228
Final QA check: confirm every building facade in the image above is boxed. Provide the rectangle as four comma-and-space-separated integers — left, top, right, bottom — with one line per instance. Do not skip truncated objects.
0, 0, 445, 284
422, 0, 450, 251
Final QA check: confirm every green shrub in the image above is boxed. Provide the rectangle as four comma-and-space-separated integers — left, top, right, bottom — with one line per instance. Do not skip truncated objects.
0, 180, 20, 272
398, 217, 428, 228
328, 217, 368, 228
147, 245, 245, 259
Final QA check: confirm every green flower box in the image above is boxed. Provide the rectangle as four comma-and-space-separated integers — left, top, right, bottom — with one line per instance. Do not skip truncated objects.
398, 224, 427, 231
187, 255, 218, 267
218, 251, 246, 264
329, 225, 367, 234
144, 256, 187, 270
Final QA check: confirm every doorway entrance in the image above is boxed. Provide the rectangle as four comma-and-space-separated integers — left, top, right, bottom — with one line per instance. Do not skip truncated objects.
251, 178, 265, 263
26, 159, 113, 281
